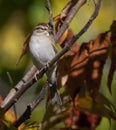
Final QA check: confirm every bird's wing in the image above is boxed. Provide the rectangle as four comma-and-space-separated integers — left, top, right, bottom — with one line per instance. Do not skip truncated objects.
50, 35, 57, 53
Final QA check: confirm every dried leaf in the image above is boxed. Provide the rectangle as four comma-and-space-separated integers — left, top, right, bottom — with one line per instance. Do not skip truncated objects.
0, 96, 24, 130
85, 32, 110, 98
0, 96, 16, 123
16, 33, 31, 65
57, 29, 81, 98
107, 20, 116, 93
58, 32, 109, 100
54, 0, 78, 31
64, 90, 101, 130
75, 91, 116, 120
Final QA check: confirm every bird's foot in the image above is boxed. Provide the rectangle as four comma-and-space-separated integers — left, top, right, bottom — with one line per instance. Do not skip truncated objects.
45, 61, 50, 68
34, 72, 39, 81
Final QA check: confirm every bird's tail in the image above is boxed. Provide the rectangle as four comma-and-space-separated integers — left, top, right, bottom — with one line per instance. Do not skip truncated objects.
49, 83, 62, 106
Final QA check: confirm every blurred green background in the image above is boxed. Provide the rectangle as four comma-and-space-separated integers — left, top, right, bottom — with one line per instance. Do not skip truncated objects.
0, 0, 116, 129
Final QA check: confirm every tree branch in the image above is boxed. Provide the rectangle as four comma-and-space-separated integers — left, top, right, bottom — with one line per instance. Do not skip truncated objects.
1, 0, 87, 112
49, 0, 102, 67
1, 0, 102, 118
1, 65, 37, 110
40, 111, 70, 130
54, 0, 86, 42
46, 0, 55, 36
13, 83, 48, 128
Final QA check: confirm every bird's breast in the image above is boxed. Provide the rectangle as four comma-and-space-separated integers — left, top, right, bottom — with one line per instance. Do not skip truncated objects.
29, 35, 56, 69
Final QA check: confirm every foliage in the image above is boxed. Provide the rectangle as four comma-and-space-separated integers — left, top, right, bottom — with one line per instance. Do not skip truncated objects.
0, 0, 116, 130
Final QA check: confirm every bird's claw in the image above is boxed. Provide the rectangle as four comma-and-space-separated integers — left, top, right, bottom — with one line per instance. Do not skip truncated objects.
46, 61, 50, 68
34, 73, 38, 81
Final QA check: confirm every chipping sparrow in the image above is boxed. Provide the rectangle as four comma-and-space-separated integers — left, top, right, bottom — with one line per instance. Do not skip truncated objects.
29, 23, 62, 105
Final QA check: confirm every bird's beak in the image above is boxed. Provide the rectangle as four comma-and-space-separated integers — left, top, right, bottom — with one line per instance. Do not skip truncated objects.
47, 28, 52, 33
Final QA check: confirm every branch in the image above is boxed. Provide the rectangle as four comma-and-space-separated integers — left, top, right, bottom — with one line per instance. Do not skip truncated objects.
1, 65, 37, 110
15, 1, 103, 127
1, 0, 87, 111
13, 83, 48, 128
46, 0, 55, 36
54, 0, 86, 42
1, 0, 102, 115
40, 111, 70, 130
49, 0, 102, 67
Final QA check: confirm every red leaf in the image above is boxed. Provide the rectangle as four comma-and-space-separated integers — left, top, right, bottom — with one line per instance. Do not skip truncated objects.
16, 33, 31, 65
85, 32, 109, 98
58, 32, 109, 99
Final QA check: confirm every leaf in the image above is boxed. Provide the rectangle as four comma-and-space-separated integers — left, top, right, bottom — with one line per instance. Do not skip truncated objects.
0, 96, 15, 121
58, 32, 110, 100
54, 0, 77, 34
96, 92, 116, 112
72, 89, 116, 129
85, 32, 110, 98
55, 43, 62, 52
57, 29, 80, 98
107, 20, 116, 93
76, 91, 116, 120
0, 96, 24, 130
64, 89, 101, 130
22, 122, 39, 130
16, 33, 31, 65
2, 120, 17, 130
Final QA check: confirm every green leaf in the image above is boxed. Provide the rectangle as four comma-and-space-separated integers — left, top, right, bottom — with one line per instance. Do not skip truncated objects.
22, 121, 39, 130
2, 120, 17, 130
96, 92, 116, 112
77, 92, 116, 120
56, 43, 62, 52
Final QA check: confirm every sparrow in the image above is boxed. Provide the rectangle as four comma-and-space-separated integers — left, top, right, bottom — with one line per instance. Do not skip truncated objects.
29, 23, 62, 105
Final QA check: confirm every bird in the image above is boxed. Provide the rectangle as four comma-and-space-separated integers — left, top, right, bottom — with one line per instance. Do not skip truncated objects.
29, 23, 62, 106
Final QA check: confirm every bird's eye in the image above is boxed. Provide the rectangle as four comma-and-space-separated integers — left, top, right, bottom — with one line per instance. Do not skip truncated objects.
37, 26, 48, 31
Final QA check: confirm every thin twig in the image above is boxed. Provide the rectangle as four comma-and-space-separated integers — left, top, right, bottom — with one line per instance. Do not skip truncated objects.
14, 0, 102, 127
1, 0, 102, 116
40, 111, 70, 130
49, 0, 102, 67
6, 72, 13, 88
54, 0, 86, 42
14, 83, 48, 128
1, 0, 87, 112
1, 65, 37, 110
6, 72, 17, 120
46, 0, 55, 36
